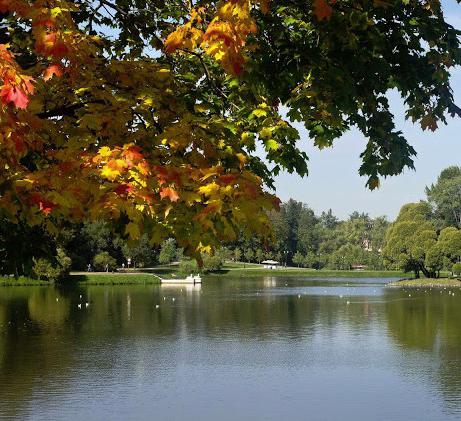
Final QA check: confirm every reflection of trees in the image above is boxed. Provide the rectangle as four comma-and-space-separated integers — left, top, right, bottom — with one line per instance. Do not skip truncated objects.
7, 281, 461, 417
384, 289, 461, 409
0, 280, 381, 416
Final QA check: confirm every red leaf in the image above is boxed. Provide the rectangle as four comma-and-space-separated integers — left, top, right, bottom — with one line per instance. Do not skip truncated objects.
313, 0, 333, 21
219, 174, 237, 185
160, 187, 179, 202
43, 63, 63, 81
0, 85, 29, 109
114, 184, 134, 195
30, 193, 56, 215
35, 32, 69, 58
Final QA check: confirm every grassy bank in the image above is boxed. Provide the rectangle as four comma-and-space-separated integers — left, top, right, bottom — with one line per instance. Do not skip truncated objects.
69, 273, 161, 285
206, 269, 406, 278
1, 273, 161, 287
0, 277, 50, 286
148, 264, 407, 279
387, 278, 461, 288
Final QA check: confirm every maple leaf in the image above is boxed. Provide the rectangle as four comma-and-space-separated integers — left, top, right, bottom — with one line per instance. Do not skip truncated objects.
160, 187, 180, 202
125, 222, 141, 240
0, 85, 29, 109
30, 193, 56, 215
114, 184, 134, 195
35, 32, 69, 57
313, 0, 333, 21
43, 63, 63, 81
123, 145, 144, 166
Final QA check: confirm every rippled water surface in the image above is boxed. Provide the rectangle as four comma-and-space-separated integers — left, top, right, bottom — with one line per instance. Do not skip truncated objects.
1, 276, 461, 420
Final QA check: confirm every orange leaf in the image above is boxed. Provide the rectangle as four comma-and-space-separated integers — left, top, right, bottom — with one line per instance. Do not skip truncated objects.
160, 187, 179, 202
313, 0, 333, 21
43, 63, 63, 81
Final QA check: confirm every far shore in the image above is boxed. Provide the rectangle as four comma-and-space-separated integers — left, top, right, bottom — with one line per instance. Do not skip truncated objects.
0, 265, 409, 287
387, 278, 461, 288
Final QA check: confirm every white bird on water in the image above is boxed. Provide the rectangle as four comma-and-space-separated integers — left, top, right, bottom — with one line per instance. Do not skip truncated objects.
85, 303, 89, 308
77, 303, 82, 309
155, 304, 160, 309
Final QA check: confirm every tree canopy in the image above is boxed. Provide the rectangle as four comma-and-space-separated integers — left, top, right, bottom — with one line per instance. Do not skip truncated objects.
426, 166, 461, 228
1, 0, 461, 257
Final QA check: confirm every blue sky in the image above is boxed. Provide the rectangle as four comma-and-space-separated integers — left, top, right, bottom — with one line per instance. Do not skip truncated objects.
273, 2, 461, 220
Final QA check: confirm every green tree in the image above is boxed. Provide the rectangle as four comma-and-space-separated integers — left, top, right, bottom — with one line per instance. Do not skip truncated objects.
292, 251, 304, 268
244, 248, 255, 263
233, 248, 242, 262
438, 227, 461, 271
93, 252, 117, 272
159, 239, 177, 266
255, 249, 264, 264
122, 235, 157, 268
383, 202, 438, 278
426, 167, 461, 228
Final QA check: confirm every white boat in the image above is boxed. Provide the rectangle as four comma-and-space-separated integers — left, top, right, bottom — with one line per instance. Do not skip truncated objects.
160, 274, 202, 284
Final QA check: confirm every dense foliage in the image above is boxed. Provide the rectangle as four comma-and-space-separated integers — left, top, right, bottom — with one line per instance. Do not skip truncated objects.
383, 166, 461, 278
1, 0, 460, 259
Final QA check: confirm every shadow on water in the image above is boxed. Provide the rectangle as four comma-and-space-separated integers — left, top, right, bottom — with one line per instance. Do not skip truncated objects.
1, 277, 461, 419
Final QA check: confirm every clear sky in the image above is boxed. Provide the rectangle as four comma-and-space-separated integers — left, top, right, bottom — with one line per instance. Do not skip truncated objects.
272, 3, 461, 220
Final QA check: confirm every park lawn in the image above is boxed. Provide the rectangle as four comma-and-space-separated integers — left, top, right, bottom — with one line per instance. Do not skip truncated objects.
387, 278, 461, 288
144, 263, 407, 278
208, 269, 407, 278
0, 277, 50, 286
69, 273, 161, 285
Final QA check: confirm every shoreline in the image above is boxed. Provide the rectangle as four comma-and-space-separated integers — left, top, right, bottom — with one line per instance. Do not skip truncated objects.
0, 268, 407, 287
387, 278, 461, 288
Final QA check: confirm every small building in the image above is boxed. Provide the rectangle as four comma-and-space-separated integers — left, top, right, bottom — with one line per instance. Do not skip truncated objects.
261, 260, 280, 270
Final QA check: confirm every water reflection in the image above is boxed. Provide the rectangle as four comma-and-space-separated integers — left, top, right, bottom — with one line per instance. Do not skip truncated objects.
0, 278, 461, 420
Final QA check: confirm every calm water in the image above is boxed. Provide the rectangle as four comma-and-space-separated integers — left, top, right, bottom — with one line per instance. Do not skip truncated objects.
1, 276, 461, 420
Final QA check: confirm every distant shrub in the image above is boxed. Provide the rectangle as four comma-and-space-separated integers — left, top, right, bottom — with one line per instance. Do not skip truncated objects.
32, 249, 72, 282
32, 258, 61, 282
202, 254, 223, 273
93, 252, 117, 271
453, 262, 461, 277
178, 259, 197, 275
57, 248, 72, 275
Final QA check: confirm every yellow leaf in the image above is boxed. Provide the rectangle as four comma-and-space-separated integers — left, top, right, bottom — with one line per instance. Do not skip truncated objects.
125, 222, 140, 240
99, 146, 112, 157
198, 182, 220, 196
101, 164, 120, 180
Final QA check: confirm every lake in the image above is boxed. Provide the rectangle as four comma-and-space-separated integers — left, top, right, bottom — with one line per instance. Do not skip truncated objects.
1, 276, 461, 420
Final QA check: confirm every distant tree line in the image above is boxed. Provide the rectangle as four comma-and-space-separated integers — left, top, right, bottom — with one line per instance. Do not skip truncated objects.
2, 167, 461, 280
227, 202, 389, 270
